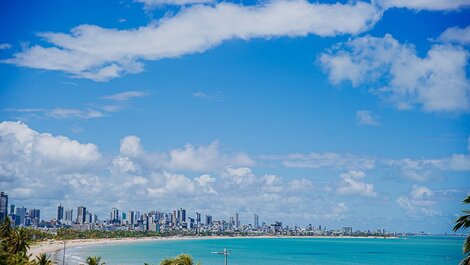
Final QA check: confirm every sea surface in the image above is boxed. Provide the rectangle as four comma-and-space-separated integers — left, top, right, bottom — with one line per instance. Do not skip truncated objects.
58, 236, 465, 265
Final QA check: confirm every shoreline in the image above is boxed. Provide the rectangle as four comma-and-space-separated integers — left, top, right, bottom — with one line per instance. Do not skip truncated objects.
29, 235, 398, 259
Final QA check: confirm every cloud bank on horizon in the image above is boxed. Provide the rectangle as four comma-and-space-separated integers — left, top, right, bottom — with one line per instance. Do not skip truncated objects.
0, 121, 468, 230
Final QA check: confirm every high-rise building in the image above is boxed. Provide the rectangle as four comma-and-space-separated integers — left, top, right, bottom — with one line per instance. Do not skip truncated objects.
235, 212, 240, 228
128, 211, 135, 225
65, 209, 73, 223
9, 204, 15, 215
15, 206, 26, 226
205, 215, 212, 226
30, 209, 40, 225
111, 207, 120, 223
85, 211, 92, 224
57, 204, 64, 222
0, 192, 8, 222
77, 206, 86, 224
172, 210, 177, 225
178, 208, 186, 223
196, 212, 201, 224
254, 213, 259, 229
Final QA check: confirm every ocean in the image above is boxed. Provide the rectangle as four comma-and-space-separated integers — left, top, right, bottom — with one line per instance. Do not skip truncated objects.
60, 236, 465, 265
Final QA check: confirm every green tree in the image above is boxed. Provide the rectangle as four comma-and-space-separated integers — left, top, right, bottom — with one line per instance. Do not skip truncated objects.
454, 195, 470, 265
86, 256, 106, 265
160, 254, 200, 265
0, 217, 12, 239
8, 228, 31, 255
33, 253, 56, 265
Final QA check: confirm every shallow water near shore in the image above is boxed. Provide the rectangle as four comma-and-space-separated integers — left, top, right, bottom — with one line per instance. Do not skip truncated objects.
58, 236, 464, 265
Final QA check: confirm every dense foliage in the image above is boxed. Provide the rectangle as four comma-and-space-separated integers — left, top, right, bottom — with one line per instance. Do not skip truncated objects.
56, 228, 161, 240
454, 195, 470, 265
0, 217, 55, 265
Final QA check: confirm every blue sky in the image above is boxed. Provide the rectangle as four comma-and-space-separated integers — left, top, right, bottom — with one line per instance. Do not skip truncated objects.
0, 0, 469, 233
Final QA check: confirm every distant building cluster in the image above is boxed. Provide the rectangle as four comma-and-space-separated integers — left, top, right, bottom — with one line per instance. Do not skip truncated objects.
0, 191, 396, 236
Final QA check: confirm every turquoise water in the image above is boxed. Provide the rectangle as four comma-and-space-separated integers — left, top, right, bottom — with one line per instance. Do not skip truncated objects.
61, 236, 465, 265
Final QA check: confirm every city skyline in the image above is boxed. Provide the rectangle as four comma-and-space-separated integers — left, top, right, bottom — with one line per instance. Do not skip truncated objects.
0, 0, 469, 234
2, 191, 398, 236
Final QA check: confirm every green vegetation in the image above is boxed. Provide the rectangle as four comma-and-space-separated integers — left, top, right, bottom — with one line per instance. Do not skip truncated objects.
33, 253, 55, 265
0, 217, 55, 265
56, 228, 161, 240
160, 253, 200, 265
454, 195, 470, 265
85, 256, 106, 265
0, 217, 32, 265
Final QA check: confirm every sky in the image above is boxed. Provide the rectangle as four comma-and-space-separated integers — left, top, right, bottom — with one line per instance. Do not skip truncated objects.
0, 0, 469, 233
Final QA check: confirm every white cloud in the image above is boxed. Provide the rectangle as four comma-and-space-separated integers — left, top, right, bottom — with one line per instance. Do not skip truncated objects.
447, 136, 470, 170
0, 43, 12, 50
261, 152, 375, 170
47, 108, 105, 119
4, 0, 381, 81
397, 185, 440, 216
336, 170, 377, 197
167, 141, 254, 171
102, 90, 150, 101
147, 172, 198, 197
119, 135, 145, 158
136, 0, 213, 8
438, 25, 470, 45
356, 110, 380, 126
320, 34, 470, 112
193, 91, 224, 101
223, 166, 257, 186
378, 0, 470, 11
288, 178, 314, 191
0, 121, 102, 177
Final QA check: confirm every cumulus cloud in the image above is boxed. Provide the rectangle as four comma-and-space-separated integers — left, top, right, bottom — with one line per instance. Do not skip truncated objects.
320, 34, 470, 112
167, 141, 254, 171
397, 185, 440, 216
384, 158, 444, 181
378, 0, 470, 11
438, 25, 470, 46
3, 0, 380, 81
336, 170, 377, 197
0, 121, 102, 177
356, 110, 381, 126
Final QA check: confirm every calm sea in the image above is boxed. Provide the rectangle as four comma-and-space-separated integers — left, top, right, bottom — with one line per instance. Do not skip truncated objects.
59, 236, 465, 265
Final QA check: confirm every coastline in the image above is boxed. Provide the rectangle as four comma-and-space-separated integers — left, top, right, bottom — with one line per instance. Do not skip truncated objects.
29, 235, 397, 259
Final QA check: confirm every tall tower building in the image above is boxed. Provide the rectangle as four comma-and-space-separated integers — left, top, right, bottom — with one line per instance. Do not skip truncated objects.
128, 211, 135, 225
15, 206, 26, 226
65, 209, 73, 223
254, 213, 259, 229
235, 212, 240, 228
30, 209, 40, 225
196, 212, 201, 224
205, 215, 212, 226
111, 207, 120, 223
0, 192, 8, 222
180, 208, 186, 223
77, 206, 86, 224
57, 204, 64, 222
